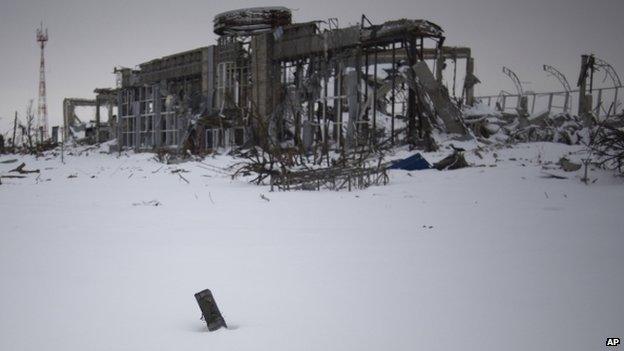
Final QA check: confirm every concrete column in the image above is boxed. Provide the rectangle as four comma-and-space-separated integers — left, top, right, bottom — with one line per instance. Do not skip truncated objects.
133, 93, 140, 152
595, 89, 603, 115
322, 62, 328, 146
154, 84, 162, 147
95, 97, 101, 144
519, 96, 529, 116
435, 53, 444, 84
250, 33, 278, 145
62, 99, 69, 140
334, 61, 343, 147
294, 62, 302, 145
407, 38, 418, 142
108, 97, 114, 133
345, 69, 359, 149
390, 42, 396, 144
372, 51, 378, 137
116, 91, 122, 149
203, 46, 215, 114
346, 50, 362, 148
465, 57, 476, 106
578, 54, 592, 117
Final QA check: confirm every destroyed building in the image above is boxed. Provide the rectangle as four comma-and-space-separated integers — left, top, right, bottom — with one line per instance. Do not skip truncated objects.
63, 89, 116, 143
65, 7, 478, 153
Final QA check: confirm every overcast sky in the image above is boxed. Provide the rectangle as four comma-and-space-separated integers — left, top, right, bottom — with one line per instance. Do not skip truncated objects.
1, 0, 622, 135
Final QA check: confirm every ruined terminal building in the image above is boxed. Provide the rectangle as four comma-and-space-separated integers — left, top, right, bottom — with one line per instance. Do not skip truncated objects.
64, 7, 477, 152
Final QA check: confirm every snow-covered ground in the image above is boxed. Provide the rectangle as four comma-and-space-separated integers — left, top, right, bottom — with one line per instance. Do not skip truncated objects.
0, 142, 622, 351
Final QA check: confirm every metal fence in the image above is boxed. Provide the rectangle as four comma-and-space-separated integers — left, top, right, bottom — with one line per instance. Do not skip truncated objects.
475, 86, 622, 118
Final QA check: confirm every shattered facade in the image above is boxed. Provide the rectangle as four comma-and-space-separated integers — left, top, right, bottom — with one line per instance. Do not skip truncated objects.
69, 7, 479, 153
63, 88, 116, 143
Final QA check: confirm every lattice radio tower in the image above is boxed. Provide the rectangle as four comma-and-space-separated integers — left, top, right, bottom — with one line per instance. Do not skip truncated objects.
36, 23, 49, 140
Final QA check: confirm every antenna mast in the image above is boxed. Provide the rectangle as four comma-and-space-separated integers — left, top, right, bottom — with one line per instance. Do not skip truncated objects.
36, 22, 49, 141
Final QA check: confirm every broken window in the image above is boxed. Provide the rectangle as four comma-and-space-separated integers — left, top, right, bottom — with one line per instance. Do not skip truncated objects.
206, 128, 220, 150
216, 62, 235, 110
161, 113, 177, 146
139, 86, 155, 148
234, 127, 245, 146
120, 90, 135, 147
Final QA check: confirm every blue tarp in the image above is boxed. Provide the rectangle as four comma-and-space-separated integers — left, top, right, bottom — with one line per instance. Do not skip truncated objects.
388, 153, 431, 171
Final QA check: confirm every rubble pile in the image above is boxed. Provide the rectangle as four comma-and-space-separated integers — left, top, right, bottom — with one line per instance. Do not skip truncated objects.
463, 103, 589, 146
508, 113, 586, 145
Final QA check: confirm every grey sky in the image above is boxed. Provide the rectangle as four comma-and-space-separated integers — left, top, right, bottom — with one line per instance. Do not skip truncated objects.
1, 0, 623, 134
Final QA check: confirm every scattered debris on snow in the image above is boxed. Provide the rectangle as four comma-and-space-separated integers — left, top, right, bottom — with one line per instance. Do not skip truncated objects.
132, 199, 162, 207
433, 151, 469, 171
558, 157, 582, 172
9, 162, 40, 174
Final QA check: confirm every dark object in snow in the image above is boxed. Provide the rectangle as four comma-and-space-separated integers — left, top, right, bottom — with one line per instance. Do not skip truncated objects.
558, 157, 582, 172
1, 175, 27, 179
177, 173, 190, 184
434, 151, 469, 170
540, 172, 568, 180
195, 289, 227, 332
9, 163, 40, 174
449, 143, 466, 152
132, 200, 162, 207
388, 153, 431, 171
